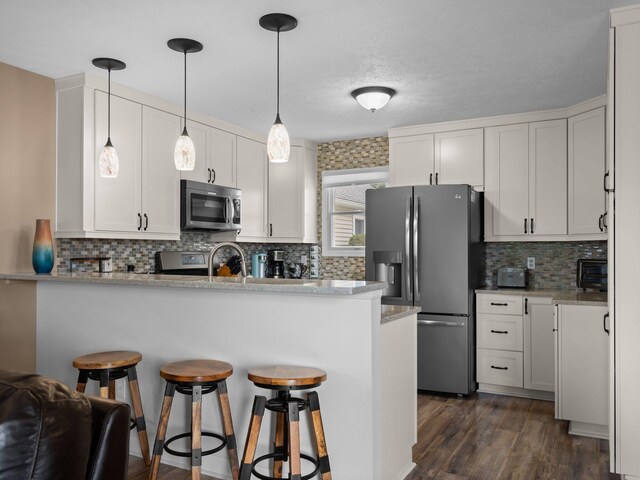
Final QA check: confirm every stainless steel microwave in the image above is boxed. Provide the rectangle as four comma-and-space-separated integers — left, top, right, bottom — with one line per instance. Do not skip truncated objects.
180, 180, 241, 231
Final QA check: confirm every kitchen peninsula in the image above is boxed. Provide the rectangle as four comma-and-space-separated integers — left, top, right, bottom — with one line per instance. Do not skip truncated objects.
0, 272, 418, 480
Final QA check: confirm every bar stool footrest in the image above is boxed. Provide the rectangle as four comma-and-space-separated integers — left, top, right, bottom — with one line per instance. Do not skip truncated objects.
251, 452, 319, 480
164, 431, 227, 457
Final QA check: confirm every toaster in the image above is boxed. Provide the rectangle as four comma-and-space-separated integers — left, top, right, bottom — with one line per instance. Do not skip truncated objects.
497, 267, 526, 288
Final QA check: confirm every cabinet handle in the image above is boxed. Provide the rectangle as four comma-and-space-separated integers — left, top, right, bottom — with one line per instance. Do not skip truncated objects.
137, 213, 142, 231
490, 329, 509, 334
269, 223, 273, 237
143, 214, 149, 231
208, 168, 211, 183
429, 173, 433, 185
604, 171, 614, 193
491, 365, 508, 370
598, 214, 604, 232
211, 169, 216, 184
525, 298, 528, 315
603, 211, 608, 230
490, 302, 508, 306
524, 218, 528, 234
530, 218, 534, 234
604, 312, 610, 335
435, 172, 439, 185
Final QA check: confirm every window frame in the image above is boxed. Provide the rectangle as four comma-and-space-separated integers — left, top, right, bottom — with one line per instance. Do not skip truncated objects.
321, 167, 389, 257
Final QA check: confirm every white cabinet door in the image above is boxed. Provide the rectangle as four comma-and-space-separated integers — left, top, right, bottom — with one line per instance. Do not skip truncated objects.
556, 304, 608, 426
485, 124, 529, 236
236, 136, 268, 240
529, 120, 567, 235
434, 129, 483, 188
94, 91, 142, 232
269, 146, 302, 239
568, 108, 606, 236
179, 121, 210, 183
523, 297, 555, 392
210, 128, 236, 187
389, 134, 434, 186
141, 107, 181, 235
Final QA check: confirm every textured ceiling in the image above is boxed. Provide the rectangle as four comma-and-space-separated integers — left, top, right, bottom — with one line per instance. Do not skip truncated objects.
0, 0, 636, 142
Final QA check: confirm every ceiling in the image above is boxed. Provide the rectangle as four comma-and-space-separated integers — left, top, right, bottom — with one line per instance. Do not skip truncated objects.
0, 0, 636, 143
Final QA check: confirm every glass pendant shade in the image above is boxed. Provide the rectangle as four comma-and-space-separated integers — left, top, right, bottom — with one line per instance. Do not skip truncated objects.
267, 116, 290, 163
99, 138, 119, 178
174, 127, 196, 170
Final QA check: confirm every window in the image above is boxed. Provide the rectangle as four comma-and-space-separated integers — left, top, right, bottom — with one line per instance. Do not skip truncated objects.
322, 167, 389, 257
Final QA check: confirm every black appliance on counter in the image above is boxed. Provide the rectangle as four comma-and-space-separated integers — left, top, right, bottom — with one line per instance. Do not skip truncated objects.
577, 259, 608, 291
267, 249, 285, 278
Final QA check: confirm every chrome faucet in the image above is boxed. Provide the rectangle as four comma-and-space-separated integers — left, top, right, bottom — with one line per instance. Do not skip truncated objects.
208, 242, 247, 279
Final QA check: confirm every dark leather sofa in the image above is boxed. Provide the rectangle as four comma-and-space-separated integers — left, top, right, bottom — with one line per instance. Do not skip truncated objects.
0, 370, 131, 480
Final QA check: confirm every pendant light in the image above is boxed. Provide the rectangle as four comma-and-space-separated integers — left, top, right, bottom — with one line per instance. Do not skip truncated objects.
168, 38, 203, 171
260, 13, 297, 163
93, 58, 126, 178
351, 86, 397, 112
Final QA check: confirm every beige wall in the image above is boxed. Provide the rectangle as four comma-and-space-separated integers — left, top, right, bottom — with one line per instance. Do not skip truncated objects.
0, 62, 56, 371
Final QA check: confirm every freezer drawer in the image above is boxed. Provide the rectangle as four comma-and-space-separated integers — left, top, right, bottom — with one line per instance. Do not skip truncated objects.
417, 314, 473, 394
477, 348, 523, 387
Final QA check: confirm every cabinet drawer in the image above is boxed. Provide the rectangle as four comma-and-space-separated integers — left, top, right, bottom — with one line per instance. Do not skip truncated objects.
477, 349, 523, 387
477, 294, 523, 315
477, 314, 523, 351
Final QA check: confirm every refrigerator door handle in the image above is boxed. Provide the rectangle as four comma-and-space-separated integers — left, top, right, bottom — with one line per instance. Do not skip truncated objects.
418, 319, 465, 328
413, 196, 420, 302
404, 196, 412, 302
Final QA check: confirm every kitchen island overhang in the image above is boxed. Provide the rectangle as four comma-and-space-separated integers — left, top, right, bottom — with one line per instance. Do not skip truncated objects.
0, 272, 417, 480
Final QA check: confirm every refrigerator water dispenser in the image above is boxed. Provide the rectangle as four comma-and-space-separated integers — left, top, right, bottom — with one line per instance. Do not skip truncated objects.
373, 251, 403, 297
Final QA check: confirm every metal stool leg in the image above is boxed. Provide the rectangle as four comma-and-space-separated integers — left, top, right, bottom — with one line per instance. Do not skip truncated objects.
98, 370, 109, 398
75, 370, 89, 393
127, 366, 151, 466
308, 391, 332, 480
217, 380, 240, 480
240, 396, 267, 480
148, 382, 176, 480
288, 400, 301, 480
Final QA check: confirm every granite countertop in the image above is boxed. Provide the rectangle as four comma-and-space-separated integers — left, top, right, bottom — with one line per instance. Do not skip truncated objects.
476, 287, 608, 306
380, 305, 421, 325
0, 271, 386, 296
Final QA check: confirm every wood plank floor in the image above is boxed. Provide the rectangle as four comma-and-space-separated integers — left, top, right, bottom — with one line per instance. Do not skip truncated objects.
128, 391, 618, 480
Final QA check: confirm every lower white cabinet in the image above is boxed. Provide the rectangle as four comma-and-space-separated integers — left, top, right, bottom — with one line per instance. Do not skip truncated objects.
523, 296, 555, 391
555, 303, 609, 438
477, 349, 523, 388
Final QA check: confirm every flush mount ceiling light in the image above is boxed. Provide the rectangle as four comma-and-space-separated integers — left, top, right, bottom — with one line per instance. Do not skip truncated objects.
92, 57, 126, 178
260, 13, 297, 163
168, 38, 203, 171
351, 86, 397, 112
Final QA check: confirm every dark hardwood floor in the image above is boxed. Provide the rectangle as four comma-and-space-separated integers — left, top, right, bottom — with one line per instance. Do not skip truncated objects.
128, 391, 618, 480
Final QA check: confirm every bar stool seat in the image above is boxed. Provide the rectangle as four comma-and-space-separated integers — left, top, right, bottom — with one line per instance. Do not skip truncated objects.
149, 359, 240, 480
72, 350, 150, 466
240, 365, 332, 480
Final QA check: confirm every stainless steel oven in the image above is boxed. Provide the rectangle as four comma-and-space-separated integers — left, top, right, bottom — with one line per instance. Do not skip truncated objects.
180, 180, 241, 231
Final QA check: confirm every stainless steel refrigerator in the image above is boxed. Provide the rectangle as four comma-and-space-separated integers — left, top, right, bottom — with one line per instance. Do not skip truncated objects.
365, 185, 484, 394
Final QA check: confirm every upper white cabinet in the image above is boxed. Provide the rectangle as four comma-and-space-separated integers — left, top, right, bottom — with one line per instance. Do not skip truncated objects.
389, 129, 483, 189
180, 121, 236, 188
568, 107, 606, 237
236, 136, 268, 241
268, 144, 317, 243
485, 119, 567, 239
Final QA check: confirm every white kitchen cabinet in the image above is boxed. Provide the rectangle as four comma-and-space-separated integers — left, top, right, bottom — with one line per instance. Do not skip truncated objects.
236, 136, 268, 241
523, 296, 555, 392
485, 119, 567, 239
389, 129, 483, 189
555, 303, 608, 438
268, 144, 317, 243
389, 134, 433, 186
180, 121, 236, 188
568, 107, 607, 237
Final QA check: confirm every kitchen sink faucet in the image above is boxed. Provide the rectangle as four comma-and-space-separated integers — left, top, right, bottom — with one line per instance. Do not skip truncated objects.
208, 242, 247, 279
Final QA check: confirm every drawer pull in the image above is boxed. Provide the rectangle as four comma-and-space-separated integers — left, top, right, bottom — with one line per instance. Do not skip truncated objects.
490, 329, 508, 334
491, 365, 508, 370
490, 302, 508, 306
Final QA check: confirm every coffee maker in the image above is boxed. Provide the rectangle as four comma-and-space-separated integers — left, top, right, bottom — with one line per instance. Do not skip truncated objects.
267, 249, 285, 278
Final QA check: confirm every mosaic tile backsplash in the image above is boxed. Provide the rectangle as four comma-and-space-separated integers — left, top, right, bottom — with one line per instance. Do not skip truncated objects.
485, 241, 607, 289
56, 232, 314, 278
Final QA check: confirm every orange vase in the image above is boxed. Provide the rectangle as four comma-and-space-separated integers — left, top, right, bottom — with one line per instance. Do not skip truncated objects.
32, 219, 54, 274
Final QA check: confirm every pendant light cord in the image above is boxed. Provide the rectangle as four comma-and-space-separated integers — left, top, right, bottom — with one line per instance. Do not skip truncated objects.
183, 51, 187, 125
276, 28, 280, 117
107, 67, 111, 139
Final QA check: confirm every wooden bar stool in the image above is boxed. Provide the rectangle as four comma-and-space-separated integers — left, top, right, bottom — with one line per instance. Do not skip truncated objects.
239, 366, 332, 480
148, 359, 240, 480
72, 350, 151, 465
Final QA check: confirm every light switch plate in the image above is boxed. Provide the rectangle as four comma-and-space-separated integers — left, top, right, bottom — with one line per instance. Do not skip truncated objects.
527, 257, 535, 269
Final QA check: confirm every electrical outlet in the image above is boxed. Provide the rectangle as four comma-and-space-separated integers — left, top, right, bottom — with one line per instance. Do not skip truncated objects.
527, 257, 536, 269
300, 254, 308, 264
115, 380, 126, 400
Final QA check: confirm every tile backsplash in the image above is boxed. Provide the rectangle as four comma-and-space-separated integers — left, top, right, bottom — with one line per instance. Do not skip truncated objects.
485, 241, 607, 290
